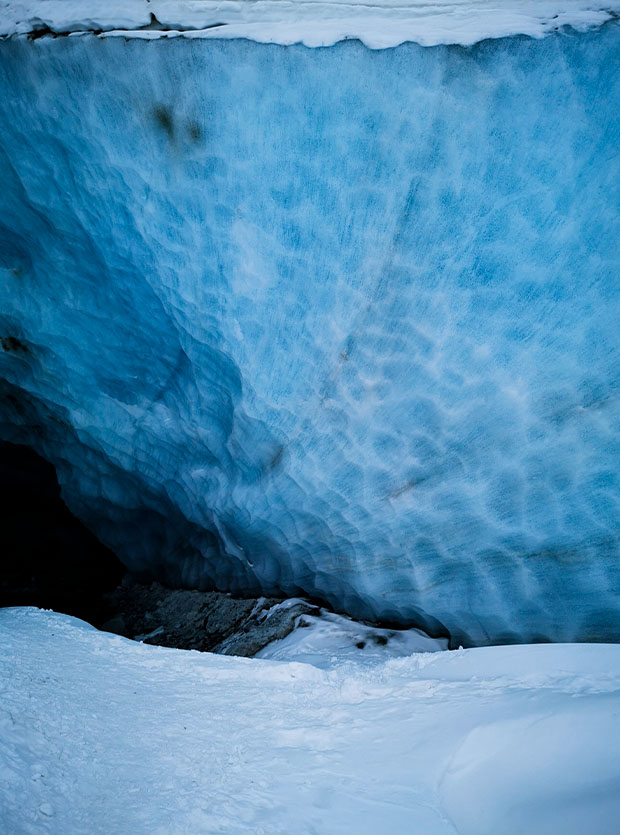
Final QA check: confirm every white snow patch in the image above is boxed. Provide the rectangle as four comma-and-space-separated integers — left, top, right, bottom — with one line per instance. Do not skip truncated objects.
258, 607, 448, 668
1, 606, 620, 834
1, 0, 619, 46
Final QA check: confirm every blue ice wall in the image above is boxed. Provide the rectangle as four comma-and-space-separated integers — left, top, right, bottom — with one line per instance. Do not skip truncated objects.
1, 30, 619, 644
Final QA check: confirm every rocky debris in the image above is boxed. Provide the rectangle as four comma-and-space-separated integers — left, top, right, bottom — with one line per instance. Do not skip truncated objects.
101, 575, 319, 656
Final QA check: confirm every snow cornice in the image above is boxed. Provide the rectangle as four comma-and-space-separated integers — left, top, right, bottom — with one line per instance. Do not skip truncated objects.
1, 0, 619, 48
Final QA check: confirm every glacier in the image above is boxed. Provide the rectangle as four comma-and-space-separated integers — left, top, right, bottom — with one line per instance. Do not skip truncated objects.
1, 24, 620, 646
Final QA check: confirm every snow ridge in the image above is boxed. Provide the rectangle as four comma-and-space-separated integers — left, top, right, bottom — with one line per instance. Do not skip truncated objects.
1, 0, 619, 47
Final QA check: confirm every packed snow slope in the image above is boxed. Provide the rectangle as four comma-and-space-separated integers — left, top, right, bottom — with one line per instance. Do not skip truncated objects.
2, 0, 620, 46
1, 607, 620, 834
1, 28, 620, 645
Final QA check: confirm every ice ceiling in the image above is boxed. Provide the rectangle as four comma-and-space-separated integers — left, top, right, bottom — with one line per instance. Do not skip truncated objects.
1, 25, 619, 645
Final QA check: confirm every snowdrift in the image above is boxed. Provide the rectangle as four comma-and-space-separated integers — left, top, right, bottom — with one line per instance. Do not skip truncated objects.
1, 607, 620, 834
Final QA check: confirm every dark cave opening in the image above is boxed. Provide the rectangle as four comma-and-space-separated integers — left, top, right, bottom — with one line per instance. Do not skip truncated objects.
0, 440, 315, 654
0, 440, 127, 625
0, 440, 449, 654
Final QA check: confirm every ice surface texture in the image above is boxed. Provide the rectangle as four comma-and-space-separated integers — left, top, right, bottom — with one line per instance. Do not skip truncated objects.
1, 30, 620, 645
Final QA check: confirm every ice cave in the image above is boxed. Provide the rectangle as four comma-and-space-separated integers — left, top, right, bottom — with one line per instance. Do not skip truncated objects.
2, 2, 620, 833
1, 3, 620, 648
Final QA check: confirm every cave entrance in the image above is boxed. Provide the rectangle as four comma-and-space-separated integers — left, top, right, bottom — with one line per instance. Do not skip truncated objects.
0, 440, 126, 626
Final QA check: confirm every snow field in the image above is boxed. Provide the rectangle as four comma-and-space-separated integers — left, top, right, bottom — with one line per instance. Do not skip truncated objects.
1, 607, 620, 834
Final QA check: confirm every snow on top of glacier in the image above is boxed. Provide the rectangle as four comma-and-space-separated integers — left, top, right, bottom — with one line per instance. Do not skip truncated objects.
1, 0, 618, 46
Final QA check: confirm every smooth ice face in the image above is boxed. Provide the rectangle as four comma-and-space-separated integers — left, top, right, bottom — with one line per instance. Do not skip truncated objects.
1, 31, 619, 645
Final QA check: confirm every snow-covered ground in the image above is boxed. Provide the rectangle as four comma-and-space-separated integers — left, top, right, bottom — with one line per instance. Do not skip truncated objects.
2, 607, 619, 834
257, 603, 448, 667
1, 0, 619, 45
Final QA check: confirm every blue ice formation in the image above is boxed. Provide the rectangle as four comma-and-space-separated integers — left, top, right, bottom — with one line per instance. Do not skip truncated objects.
1, 28, 619, 645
